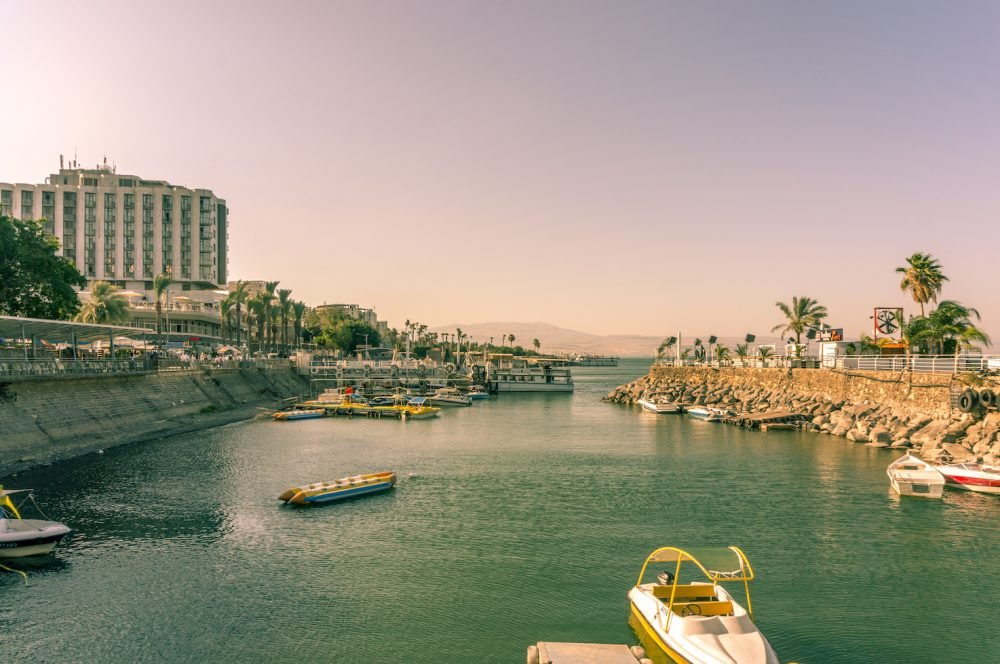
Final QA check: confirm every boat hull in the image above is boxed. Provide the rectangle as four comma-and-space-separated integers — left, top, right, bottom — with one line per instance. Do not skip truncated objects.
280, 472, 398, 504
0, 520, 71, 558
638, 399, 682, 414
628, 586, 779, 664
490, 382, 573, 393
938, 466, 1000, 494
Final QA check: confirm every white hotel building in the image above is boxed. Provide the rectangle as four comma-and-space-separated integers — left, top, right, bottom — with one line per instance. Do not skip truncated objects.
1, 158, 228, 294
1, 159, 230, 341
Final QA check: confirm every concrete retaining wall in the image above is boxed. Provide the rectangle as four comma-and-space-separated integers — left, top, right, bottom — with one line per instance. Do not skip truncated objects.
0, 368, 308, 477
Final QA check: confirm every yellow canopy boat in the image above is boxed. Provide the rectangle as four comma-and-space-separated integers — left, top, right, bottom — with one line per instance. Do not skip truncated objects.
628, 546, 779, 664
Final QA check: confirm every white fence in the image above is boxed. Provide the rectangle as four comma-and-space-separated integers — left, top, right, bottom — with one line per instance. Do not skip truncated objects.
655, 354, 1000, 375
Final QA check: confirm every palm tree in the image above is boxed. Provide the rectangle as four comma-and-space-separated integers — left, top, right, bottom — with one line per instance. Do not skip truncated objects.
533, 338, 541, 354
656, 336, 677, 365
508, 334, 516, 352
772, 296, 828, 345
292, 301, 307, 350
75, 280, 129, 324
758, 346, 774, 367
924, 301, 991, 362
153, 272, 173, 335
735, 343, 750, 367
262, 281, 279, 352
220, 294, 234, 344
715, 345, 730, 366
896, 252, 948, 317
277, 288, 292, 354
230, 280, 249, 350
246, 295, 266, 355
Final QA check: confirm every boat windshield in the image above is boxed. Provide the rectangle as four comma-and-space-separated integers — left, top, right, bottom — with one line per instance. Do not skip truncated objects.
637, 546, 754, 585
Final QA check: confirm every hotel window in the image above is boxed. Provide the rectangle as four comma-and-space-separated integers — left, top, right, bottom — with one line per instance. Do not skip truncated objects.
41, 191, 56, 233
162, 195, 174, 274
142, 194, 154, 277
84, 235, 96, 276
20, 190, 33, 219
123, 194, 135, 278
104, 193, 116, 278
83, 177, 98, 186
118, 178, 135, 187
63, 192, 77, 265
85, 192, 97, 222
180, 195, 191, 278
1, 190, 11, 216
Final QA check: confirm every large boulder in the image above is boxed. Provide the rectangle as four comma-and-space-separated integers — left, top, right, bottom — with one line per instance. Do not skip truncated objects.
910, 420, 951, 447
868, 426, 893, 444
942, 442, 975, 463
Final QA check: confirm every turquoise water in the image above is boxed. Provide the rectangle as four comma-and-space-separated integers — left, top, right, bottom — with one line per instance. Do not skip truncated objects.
3, 358, 999, 662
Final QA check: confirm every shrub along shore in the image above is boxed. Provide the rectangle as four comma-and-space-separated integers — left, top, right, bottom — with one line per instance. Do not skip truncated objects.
605, 366, 1000, 465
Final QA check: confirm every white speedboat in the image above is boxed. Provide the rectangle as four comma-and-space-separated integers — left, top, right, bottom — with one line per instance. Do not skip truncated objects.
467, 385, 490, 400
638, 397, 683, 414
0, 489, 71, 558
428, 387, 472, 407
628, 546, 779, 664
887, 453, 945, 498
686, 407, 713, 420
935, 462, 1000, 495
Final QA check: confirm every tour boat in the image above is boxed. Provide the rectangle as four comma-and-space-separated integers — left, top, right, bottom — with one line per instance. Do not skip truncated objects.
278, 471, 397, 505
628, 546, 779, 664
886, 453, 945, 498
427, 387, 472, 407
0, 489, 71, 558
467, 385, 489, 400
272, 409, 325, 421
638, 397, 683, 414
484, 356, 574, 393
935, 462, 1000, 495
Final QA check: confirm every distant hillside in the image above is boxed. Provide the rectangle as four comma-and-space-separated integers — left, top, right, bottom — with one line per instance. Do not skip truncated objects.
429, 322, 781, 357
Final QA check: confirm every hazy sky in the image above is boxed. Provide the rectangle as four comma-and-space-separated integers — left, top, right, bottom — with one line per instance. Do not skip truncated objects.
3, 1, 999, 338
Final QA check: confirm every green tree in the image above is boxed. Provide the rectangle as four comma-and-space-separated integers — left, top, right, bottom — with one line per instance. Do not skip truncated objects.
735, 343, 750, 367
262, 281, 279, 352
0, 215, 86, 319
277, 288, 293, 353
926, 301, 990, 358
74, 280, 129, 324
896, 252, 948, 317
715, 345, 730, 365
656, 336, 676, 364
292, 301, 307, 350
508, 333, 516, 351
532, 338, 540, 354
220, 293, 234, 344
230, 280, 249, 349
772, 296, 828, 345
758, 346, 774, 366
153, 272, 173, 335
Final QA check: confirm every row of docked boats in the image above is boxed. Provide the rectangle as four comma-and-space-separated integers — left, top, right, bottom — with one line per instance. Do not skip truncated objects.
637, 396, 733, 421
887, 453, 1000, 498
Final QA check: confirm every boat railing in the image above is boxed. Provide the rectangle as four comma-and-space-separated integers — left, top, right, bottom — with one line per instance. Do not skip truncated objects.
653, 353, 1000, 375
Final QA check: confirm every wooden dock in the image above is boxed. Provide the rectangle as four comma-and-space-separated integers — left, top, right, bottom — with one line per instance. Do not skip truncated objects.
723, 410, 806, 429
527, 642, 649, 664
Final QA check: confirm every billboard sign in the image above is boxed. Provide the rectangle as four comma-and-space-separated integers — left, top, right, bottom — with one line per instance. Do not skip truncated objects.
873, 307, 904, 340
818, 328, 844, 342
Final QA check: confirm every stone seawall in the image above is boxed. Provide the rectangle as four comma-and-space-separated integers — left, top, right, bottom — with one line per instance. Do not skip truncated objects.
605, 367, 1000, 465
0, 367, 309, 477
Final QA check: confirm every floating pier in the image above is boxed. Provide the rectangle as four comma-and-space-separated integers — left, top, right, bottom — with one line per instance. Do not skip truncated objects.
526, 642, 650, 664
723, 410, 806, 429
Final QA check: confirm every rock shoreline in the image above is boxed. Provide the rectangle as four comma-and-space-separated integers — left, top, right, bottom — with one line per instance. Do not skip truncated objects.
605, 367, 1000, 465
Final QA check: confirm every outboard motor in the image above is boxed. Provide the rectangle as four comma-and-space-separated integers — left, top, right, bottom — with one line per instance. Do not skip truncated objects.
657, 570, 675, 586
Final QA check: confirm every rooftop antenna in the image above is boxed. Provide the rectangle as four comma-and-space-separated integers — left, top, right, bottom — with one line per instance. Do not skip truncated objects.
60, 154, 64, 169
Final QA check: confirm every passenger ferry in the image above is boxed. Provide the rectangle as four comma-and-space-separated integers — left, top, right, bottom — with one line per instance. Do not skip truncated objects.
482, 354, 574, 393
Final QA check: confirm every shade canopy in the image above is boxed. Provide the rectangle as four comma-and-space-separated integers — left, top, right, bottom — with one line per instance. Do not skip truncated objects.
638, 546, 755, 584
0, 315, 149, 343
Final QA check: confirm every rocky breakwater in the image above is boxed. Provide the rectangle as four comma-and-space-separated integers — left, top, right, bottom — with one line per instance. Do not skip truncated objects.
605, 366, 1000, 466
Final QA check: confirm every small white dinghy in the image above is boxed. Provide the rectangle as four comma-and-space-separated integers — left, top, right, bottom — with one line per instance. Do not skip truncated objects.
887, 453, 945, 498
0, 489, 71, 558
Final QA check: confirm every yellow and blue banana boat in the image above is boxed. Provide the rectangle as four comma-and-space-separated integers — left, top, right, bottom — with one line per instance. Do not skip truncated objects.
278, 471, 397, 505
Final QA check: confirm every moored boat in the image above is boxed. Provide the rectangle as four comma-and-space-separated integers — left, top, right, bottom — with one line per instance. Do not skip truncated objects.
278, 471, 397, 505
887, 453, 945, 498
428, 387, 472, 407
687, 406, 733, 422
392, 396, 441, 420
0, 489, 71, 558
467, 385, 489, 400
935, 461, 1000, 495
638, 397, 683, 414
272, 409, 325, 421
628, 546, 779, 664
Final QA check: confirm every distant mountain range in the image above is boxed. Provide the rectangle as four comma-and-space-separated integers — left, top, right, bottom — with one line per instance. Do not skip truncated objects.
429, 322, 782, 357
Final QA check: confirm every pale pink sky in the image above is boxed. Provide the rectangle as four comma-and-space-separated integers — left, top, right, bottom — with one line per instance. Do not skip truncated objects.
2, 1, 998, 338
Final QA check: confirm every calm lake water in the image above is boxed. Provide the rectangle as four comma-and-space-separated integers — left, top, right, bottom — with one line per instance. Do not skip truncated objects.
3, 358, 999, 663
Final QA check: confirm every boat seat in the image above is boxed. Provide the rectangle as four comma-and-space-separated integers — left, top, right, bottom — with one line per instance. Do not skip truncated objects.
651, 584, 719, 601
669, 600, 734, 617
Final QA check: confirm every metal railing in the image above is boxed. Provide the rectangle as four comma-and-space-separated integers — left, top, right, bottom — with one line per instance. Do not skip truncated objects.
0, 356, 292, 380
654, 354, 1000, 375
